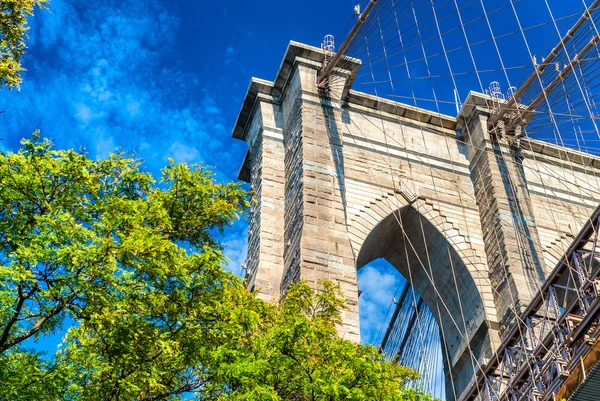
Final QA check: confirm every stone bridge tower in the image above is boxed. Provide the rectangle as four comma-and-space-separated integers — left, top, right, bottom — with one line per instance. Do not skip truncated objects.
231, 42, 600, 399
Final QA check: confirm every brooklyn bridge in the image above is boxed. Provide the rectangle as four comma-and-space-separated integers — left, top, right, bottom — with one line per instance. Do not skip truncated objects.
232, 1, 600, 400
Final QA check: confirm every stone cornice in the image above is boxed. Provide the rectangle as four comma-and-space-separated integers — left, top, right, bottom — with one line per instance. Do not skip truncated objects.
344, 90, 457, 135
232, 42, 600, 181
232, 78, 276, 141
521, 138, 600, 171
232, 42, 361, 142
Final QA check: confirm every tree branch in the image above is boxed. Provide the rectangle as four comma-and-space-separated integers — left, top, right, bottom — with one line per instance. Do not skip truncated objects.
0, 283, 37, 352
0, 294, 74, 353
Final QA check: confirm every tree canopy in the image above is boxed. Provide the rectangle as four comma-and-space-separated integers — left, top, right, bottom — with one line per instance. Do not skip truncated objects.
0, 0, 47, 89
0, 2, 436, 400
0, 136, 434, 400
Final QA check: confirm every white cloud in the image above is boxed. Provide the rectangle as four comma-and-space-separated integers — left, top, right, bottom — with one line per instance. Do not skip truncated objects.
0, 0, 242, 180
225, 46, 235, 65
93, 131, 116, 159
126, 100, 141, 117
222, 227, 248, 276
168, 141, 199, 163
358, 261, 403, 345
359, 264, 399, 304
74, 102, 104, 124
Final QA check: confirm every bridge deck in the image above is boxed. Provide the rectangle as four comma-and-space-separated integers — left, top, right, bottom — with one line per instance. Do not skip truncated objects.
459, 204, 600, 401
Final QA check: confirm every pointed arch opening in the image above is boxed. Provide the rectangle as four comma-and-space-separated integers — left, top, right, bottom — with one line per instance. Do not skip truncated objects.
357, 205, 493, 401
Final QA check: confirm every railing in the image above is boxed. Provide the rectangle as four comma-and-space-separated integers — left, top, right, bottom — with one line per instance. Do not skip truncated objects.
460, 205, 600, 401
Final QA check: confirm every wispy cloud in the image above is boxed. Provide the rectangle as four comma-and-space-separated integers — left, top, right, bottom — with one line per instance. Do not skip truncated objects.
0, 0, 244, 180
358, 261, 403, 345
222, 226, 249, 276
0, 0, 250, 279
225, 46, 236, 65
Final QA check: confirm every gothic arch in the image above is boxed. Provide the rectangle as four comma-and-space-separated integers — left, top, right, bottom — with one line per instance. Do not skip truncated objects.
356, 204, 494, 400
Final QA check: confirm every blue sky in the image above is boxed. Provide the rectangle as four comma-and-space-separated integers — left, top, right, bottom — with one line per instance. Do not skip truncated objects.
1, 0, 588, 350
0, 0, 401, 346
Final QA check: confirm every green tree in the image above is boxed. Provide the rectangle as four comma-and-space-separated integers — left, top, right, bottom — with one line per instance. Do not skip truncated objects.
0, 0, 47, 89
203, 280, 436, 401
0, 135, 433, 400
0, 134, 249, 399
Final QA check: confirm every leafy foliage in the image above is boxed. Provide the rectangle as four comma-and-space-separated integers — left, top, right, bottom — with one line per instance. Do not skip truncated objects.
0, 0, 47, 89
0, 134, 248, 399
205, 280, 436, 401
0, 136, 434, 400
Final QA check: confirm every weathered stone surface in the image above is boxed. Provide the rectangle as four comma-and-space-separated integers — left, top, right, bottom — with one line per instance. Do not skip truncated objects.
232, 42, 600, 400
